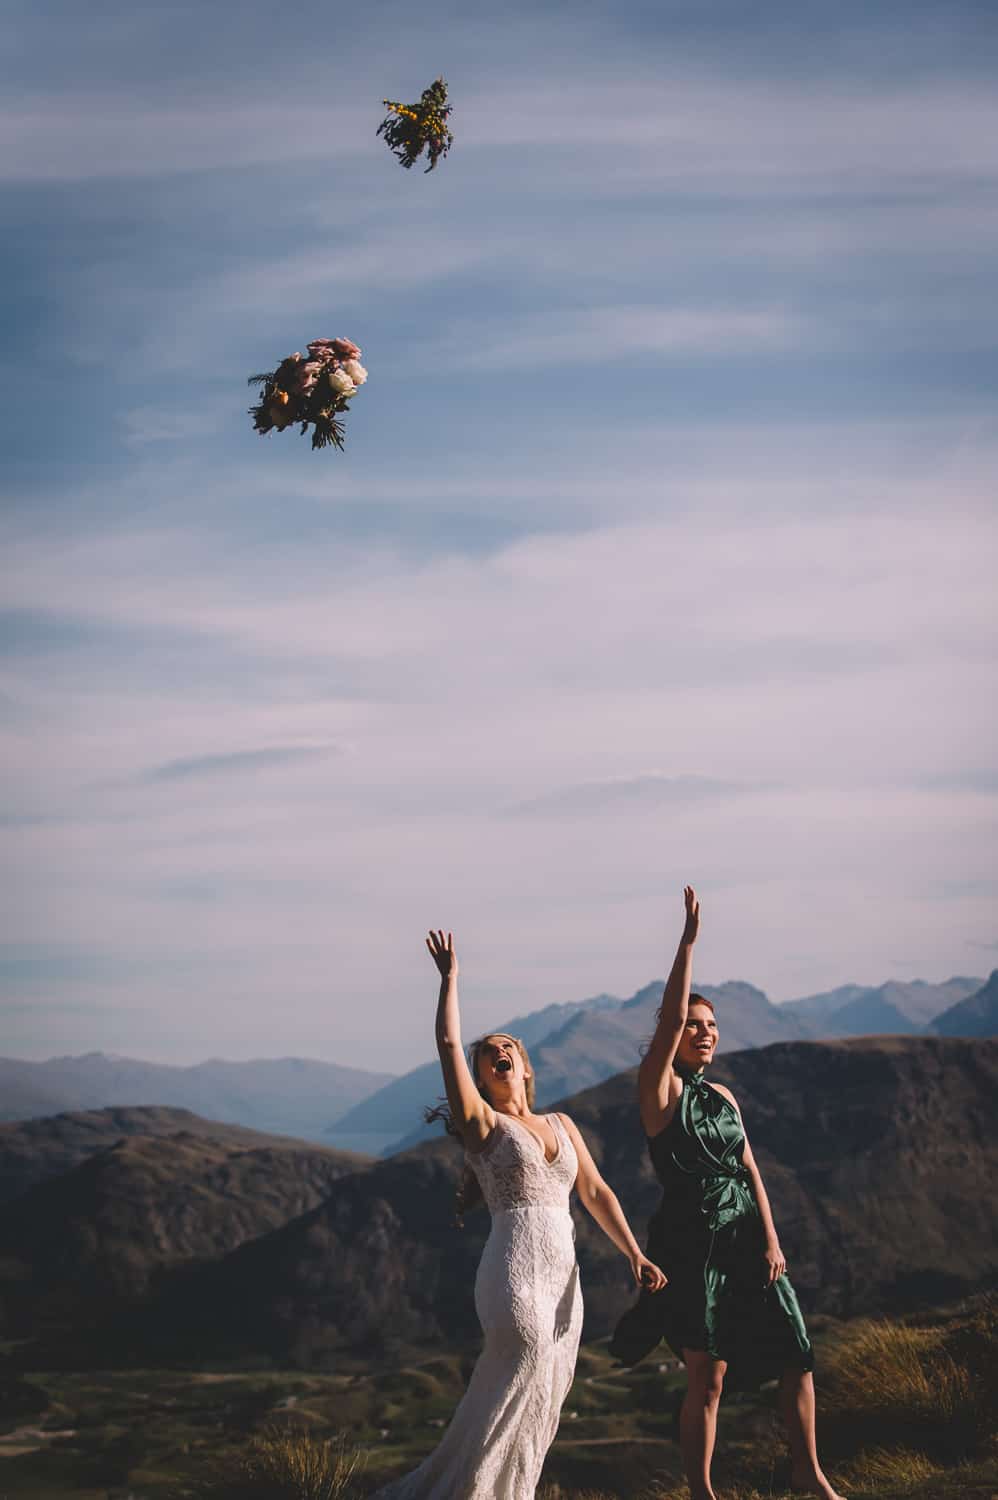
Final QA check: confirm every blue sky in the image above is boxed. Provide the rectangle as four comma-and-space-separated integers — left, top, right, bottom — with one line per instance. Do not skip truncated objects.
2, 1, 996, 1070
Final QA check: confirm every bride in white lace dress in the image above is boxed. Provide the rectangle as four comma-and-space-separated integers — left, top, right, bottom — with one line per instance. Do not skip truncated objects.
373, 931, 666, 1500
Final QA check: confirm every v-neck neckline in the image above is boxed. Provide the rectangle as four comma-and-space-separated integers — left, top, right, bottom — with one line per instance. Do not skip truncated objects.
501, 1111, 561, 1166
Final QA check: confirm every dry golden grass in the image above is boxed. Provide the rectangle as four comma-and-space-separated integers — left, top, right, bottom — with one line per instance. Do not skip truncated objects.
190, 1426, 363, 1500
840, 1445, 941, 1492
820, 1295, 997, 1461
823, 1318, 972, 1420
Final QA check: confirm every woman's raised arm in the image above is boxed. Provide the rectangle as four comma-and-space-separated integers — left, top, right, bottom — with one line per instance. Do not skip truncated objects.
427, 930, 494, 1150
638, 886, 700, 1137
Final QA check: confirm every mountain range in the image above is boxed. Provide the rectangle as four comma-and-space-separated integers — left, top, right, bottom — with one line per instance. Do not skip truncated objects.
332, 972, 988, 1156
4, 1036, 992, 1372
0, 1053, 394, 1141
2, 972, 990, 1158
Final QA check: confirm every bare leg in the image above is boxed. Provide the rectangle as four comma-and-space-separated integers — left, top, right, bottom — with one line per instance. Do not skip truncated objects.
679, 1349, 726, 1500
779, 1367, 846, 1500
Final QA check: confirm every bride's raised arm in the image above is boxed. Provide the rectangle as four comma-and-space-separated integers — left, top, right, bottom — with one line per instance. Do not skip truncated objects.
638, 886, 701, 1137
427, 929, 494, 1151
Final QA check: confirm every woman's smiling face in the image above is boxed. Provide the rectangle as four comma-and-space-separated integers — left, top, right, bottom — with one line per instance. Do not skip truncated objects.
675, 1000, 719, 1070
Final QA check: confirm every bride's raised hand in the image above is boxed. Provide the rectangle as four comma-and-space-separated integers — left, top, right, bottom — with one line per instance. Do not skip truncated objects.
426, 929, 459, 980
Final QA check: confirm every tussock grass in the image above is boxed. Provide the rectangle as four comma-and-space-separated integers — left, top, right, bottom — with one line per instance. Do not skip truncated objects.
823, 1319, 971, 1419
840, 1445, 941, 1492
821, 1295, 997, 1461
190, 1426, 363, 1500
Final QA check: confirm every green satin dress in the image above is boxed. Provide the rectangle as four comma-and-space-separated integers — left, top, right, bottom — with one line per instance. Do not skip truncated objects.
610, 1063, 813, 1388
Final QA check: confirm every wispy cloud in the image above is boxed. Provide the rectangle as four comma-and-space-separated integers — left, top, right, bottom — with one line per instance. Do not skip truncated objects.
455, 305, 809, 371
507, 774, 769, 819
145, 745, 341, 783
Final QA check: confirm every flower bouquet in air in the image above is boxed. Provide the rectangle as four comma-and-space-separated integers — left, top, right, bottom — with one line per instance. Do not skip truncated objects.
377, 77, 454, 172
248, 338, 367, 451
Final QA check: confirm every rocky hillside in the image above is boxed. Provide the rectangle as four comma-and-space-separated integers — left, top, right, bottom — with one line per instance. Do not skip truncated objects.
0, 1105, 347, 1205
0, 1113, 370, 1345
123, 1035, 998, 1370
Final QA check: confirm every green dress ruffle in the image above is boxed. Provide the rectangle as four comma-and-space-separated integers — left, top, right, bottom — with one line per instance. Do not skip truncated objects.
610, 1064, 813, 1388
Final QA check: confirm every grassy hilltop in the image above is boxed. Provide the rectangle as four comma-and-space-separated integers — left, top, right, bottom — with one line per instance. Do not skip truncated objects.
1, 1296, 995, 1500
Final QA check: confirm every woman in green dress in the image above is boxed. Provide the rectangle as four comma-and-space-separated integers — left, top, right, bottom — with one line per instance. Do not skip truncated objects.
610, 888, 844, 1500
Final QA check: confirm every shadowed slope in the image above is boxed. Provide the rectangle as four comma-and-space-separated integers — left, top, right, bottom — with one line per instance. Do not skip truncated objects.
931, 971, 998, 1038
0, 1118, 370, 1343
0, 1105, 355, 1205
135, 1036, 997, 1368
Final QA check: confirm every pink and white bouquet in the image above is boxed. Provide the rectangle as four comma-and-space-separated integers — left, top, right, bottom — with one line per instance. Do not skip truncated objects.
248, 337, 368, 451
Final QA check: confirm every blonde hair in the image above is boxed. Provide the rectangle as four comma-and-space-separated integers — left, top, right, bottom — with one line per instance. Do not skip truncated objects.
425, 1032, 538, 1226
468, 1034, 536, 1109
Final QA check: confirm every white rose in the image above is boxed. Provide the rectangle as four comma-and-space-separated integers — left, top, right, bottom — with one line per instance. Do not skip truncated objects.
342, 360, 368, 386
327, 367, 357, 398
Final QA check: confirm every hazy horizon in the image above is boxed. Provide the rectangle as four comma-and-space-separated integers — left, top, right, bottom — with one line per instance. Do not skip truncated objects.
1, 967, 989, 1069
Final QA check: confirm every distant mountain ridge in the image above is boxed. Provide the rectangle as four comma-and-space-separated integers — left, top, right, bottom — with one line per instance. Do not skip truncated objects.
3, 975, 987, 1157
0, 1053, 394, 1142
326, 991, 622, 1155
931, 970, 998, 1038
779, 976, 983, 1034
351, 975, 980, 1157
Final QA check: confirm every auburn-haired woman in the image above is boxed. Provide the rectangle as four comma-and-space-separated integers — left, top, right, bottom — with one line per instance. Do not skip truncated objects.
611, 888, 844, 1500
374, 930, 665, 1500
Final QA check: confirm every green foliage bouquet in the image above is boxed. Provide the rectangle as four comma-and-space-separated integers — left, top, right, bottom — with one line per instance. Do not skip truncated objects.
378, 77, 454, 171
248, 338, 367, 452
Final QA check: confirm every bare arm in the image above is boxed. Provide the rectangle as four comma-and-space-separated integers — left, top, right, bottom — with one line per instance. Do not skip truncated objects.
638, 886, 700, 1137
712, 1082, 787, 1287
742, 1135, 786, 1284
559, 1113, 667, 1291
427, 931, 493, 1151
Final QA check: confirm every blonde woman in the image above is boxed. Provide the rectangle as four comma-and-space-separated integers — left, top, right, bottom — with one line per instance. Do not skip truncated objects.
375, 931, 665, 1500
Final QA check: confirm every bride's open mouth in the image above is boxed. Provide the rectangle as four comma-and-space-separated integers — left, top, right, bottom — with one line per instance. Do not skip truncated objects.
495, 1057, 512, 1073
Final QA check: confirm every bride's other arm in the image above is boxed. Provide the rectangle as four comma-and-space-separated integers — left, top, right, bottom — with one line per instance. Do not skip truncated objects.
427, 930, 494, 1152
558, 1114, 667, 1291
638, 885, 700, 1137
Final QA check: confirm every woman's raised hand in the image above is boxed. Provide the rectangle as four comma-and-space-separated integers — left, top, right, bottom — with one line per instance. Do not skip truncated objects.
681, 885, 701, 946
427, 929, 459, 980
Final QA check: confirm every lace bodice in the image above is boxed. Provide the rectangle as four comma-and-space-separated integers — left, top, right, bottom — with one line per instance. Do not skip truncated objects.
467, 1111, 577, 1212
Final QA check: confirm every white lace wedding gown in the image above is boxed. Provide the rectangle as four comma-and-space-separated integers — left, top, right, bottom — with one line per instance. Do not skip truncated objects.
373, 1111, 583, 1500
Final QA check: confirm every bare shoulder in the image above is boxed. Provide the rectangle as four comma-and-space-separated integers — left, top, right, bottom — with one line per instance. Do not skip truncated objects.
708, 1080, 741, 1111
554, 1112, 586, 1148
